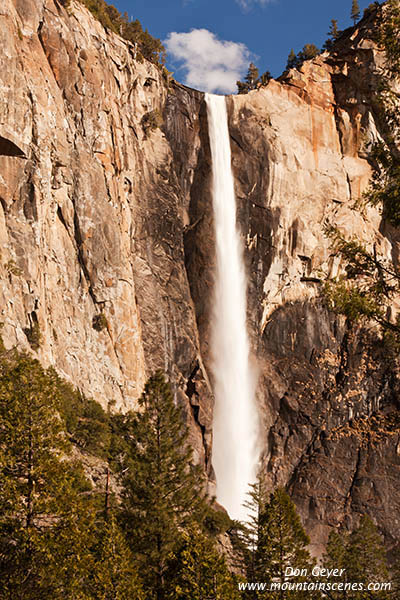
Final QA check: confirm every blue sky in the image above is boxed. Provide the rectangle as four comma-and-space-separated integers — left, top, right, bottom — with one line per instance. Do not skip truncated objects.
111, 0, 374, 93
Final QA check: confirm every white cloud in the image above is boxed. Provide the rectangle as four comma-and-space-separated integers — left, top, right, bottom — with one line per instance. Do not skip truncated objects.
164, 29, 252, 94
236, 0, 274, 10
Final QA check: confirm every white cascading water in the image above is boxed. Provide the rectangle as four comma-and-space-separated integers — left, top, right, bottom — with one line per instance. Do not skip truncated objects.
206, 93, 259, 522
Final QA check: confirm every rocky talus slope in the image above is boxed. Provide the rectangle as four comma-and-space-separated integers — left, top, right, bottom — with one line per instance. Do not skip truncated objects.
2, 0, 400, 554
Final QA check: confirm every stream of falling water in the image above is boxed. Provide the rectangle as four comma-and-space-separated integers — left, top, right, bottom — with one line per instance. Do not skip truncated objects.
206, 93, 260, 522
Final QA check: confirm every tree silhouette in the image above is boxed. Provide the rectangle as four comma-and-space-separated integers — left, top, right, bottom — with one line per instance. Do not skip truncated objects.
351, 0, 361, 24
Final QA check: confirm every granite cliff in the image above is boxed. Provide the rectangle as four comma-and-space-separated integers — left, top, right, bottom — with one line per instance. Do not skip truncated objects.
1, 0, 400, 555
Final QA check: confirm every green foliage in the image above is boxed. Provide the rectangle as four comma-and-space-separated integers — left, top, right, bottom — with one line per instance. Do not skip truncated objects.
0, 349, 237, 598
321, 2, 400, 340
240, 481, 317, 598
141, 108, 163, 136
0, 350, 100, 599
351, 0, 361, 24
24, 320, 41, 350
5, 260, 22, 276
376, 0, 400, 77
258, 488, 315, 597
245, 62, 260, 87
286, 49, 297, 70
323, 517, 390, 599
118, 371, 208, 598
53, 370, 111, 457
74, 0, 166, 66
165, 526, 241, 600
323, 224, 400, 336
237, 63, 272, 94
92, 312, 108, 332
324, 279, 381, 322
286, 44, 320, 70
91, 516, 144, 600
323, 19, 342, 51
203, 504, 233, 537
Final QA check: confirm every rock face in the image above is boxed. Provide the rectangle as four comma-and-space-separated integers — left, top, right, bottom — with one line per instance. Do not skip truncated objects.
1, 0, 400, 555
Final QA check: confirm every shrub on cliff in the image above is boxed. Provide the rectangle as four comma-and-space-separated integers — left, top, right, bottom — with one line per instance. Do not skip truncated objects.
70, 0, 166, 66
322, 0, 400, 343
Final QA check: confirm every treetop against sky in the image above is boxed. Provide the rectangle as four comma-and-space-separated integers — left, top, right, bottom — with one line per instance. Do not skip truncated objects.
111, 0, 374, 93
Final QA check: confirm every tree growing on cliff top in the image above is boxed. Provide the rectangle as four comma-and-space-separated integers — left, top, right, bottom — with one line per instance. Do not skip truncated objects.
67, 0, 166, 66
286, 49, 297, 70
117, 371, 209, 599
323, 19, 342, 51
351, 0, 361, 24
285, 44, 320, 71
237, 63, 272, 94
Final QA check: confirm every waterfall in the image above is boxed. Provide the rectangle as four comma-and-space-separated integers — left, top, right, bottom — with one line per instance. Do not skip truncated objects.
205, 93, 259, 522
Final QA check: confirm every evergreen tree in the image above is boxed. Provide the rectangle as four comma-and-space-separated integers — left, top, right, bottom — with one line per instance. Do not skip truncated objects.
237, 79, 250, 94
237, 62, 262, 94
257, 488, 316, 598
245, 62, 260, 88
286, 49, 297, 70
260, 70, 272, 86
351, 0, 361, 24
322, 2, 400, 336
0, 352, 97, 599
323, 19, 341, 50
287, 45, 320, 71
241, 478, 269, 584
92, 516, 144, 600
165, 527, 240, 600
118, 371, 208, 600
345, 516, 390, 599
240, 483, 317, 599
323, 518, 390, 600
297, 44, 320, 65
321, 529, 348, 599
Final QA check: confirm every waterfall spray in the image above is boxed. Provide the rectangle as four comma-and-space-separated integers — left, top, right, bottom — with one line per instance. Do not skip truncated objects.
206, 93, 259, 522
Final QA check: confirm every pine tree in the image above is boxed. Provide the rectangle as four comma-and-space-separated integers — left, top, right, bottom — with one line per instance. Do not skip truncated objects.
323, 518, 390, 600
286, 49, 297, 70
0, 352, 97, 599
118, 371, 208, 600
245, 62, 260, 88
329, 19, 340, 40
241, 478, 269, 583
297, 44, 320, 65
257, 488, 316, 599
321, 530, 348, 599
240, 484, 317, 599
92, 516, 144, 600
237, 79, 250, 94
165, 526, 240, 600
345, 516, 390, 599
260, 70, 272, 86
351, 0, 361, 24
323, 19, 341, 50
